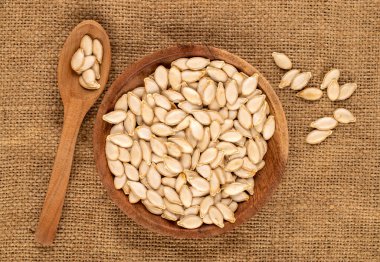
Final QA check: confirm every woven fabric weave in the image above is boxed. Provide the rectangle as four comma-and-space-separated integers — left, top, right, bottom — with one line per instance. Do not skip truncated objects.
0, 0, 379, 261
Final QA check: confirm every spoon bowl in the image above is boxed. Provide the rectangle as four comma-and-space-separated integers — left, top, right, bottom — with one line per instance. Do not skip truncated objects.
94, 45, 288, 238
35, 20, 111, 245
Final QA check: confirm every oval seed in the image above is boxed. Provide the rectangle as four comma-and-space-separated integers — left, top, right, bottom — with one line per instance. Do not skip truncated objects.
119, 147, 131, 162
168, 66, 182, 90
186, 57, 210, 70
151, 123, 175, 136
223, 182, 249, 196
105, 141, 119, 160
130, 141, 142, 168
77, 56, 96, 73
222, 63, 238, 78
127, 92, 142, 116
191, 110, 211, 125
181, 70, 204, 83
163, 198, 184, 215
262, 115, 275, 140
177, 215, 203, 229
107, 133, 133, 148
229, 201, 238, 212
321, 68, 340, 89
225, 158, 244, 172
162, 210, 179, 221
92, 39, 103, 64
241, 74, 258, 96
210, 151, 225, 169
210, 60, 225, 68
238, 105, 252, 130
338, 83, 357, 100
184, 205, 200, 216
124, 111, 136, 135
272, 52, 292, 69
162, 89, 185, 103
296, 88, 323, 101
163, 186, 182, 205
143, 199, 163, 215
215, 202, 236, 223
200, 196, 214, 218
153, 93, 171, 110
310, 117, 338, 130
290, 72, 312, 90
71, 48, 85, 71
141, 101, 154, 125
107, 159, 124, 177
196, 165, 212, 180
208, 206, 224, 228
80, 35, 92, 56
247, 139, 261, 164
333, 108, 356, 123
306, 130, 333, 144
219, 130, 243, 143
202, 81, 216, 105
178, 101, 201, 114
115, 94, 128, 111
181, 153, 192, 170
209, 171, 220, 196
206, 66, 228, 82
147, 164, 161, 189
210, 121, 221, 142
139, 161, 149, 179
182, 87, 202, 105
135, 126, 152, 140
172, 58, 189, 70
179, 185, 193, 208
156, 162, 177, 177
191, 148, 201, 170
128, 191, 140, 203
327, 79, 340, 101
127, 181, 147, 199
124, 163, 139, 181
279, 69, 300, 88
92, 61, 100, 80
245, 94, 265, 114
166, 142, 182, 158
199, 148, 218, 165
147, 190, 165, 209
154, 65, 168, 90
216, 82, 227, 107
163, 155, 183, 173
169, 137, 193, 154
175, 173, 187, 193
225, 80, 239, 105
103, 110, 127, 124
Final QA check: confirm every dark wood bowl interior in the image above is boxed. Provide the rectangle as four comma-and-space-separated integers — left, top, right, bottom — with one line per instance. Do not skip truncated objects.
93, 45, 289, 238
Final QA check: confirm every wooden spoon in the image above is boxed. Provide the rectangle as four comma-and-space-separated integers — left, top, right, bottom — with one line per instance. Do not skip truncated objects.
35, 20, 111, 245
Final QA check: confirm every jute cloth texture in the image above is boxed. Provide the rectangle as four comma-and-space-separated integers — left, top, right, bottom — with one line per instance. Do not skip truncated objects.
0, 0, 379, 261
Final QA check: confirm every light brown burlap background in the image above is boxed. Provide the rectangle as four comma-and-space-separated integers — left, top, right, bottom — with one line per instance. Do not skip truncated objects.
0, 0, 379, 261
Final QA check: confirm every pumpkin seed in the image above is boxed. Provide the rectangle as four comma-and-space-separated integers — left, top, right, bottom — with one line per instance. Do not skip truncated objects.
338, 83, 357, 100
206, 66, 228, 82
184, 205, 200, 216
219, 130, 242, 143
177, 215, 203, 229
154, 65, 168, 90
162, 89, 185, 103
163, 198, 185, 215
310, 117, 338, 130
262, 115, 275, 140
179, 185, 193, 208
216, 82, 227, 107
241, 74, 258, 96
128, 181, 147, 199
215, 202, 235, 223
290, 72, 312, 90
186, 57, 210, 70
327, 79, 340, 101
105, 141, 119, 160
272, 52, 292, 69
208, 206, 224, 228
103, 110, 127, 124
71, 48, 85, 71
128, 191, 141, 203
192, 110, 211, 125
296, 87, 323, 101
130, 141, 142, 168
321, 68, 340, 89
92, 39, 103, 64
225, 79, 239, 105
146, 164, 161, 189
172, 58, 189, 71
238, 105, 252, 129
151, 123, 175, 136
127, 92, 142, 115
181, 70, 204, 83
114, 94, 128, 111
279, 69, 299, 88
333, 108, 356, 123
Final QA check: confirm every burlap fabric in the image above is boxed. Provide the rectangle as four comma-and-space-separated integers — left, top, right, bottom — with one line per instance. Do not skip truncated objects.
0, 0, 379, 261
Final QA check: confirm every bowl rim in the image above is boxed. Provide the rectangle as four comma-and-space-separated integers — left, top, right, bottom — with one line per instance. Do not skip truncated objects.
93, 44, 289, 238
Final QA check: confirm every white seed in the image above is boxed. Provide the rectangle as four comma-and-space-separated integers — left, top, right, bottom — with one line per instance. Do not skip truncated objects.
338, 83, 357, 100
252, 104, 266, 127
219, 130, 243, 143
164, 186, 182, 205
156, 162, 177, 177
124, 163, 139, 181
191, 148, 201, 170
306, 130, 333, 144
233, 120, 252, 138
153, 93, 171, 110
190, 110, 211, 125
128, 192, 140, 203
310, 117, 338, 130
189, 118, 204, 141
127, 92, 142, 115
226, 97, 247, 111
171, 58, 189, 71
208, 206, 224, 228
181, 70, 204, 83
220, 119, 234, 134
141, 101, 154, 125
178, 101, 201, 114
321, 68, 340, 89
164, 109, 187, 126
200, 196, 214, 218
143, 199, 163, 215
272, 52, 292, 69
71, 48, 85, 71
153, 107, 167, 123
327, 79, 340, 101
114, 94, 128, 112
147, 190, 165, 209
230, 192, 249, 202
186, 57, 210, 70
168, 66, 182, 90
77, 55, 96, 73
139, 161, 149, 179
144, 77, 160, 94
246, 94, 265, 114
161, 177, 176, 188
206, 66, 228, 82
279, 69, 300, 88
154, 65, 169, 90
179, 185, 193, 208
222, 63, 238, 78
216, 82, 227, 107
122, 183, 130, 195
123, 111, 135, 135
202, 81, 217, 106
296, 88, 323, 101
247, 139, 261, 164
132, 86, 145, 98
225, 80, 239, 105
198, 148, 218, 165
177, 215, 203, 229
195, 165, 211, 180
262, 115, 275, 140
238, 105, 252, 130
135, 126, 152, 140
223, 182, 249, 196
162, 210, 179, 221
182, 87, 203, 105
130, 141, 142, 167
215, 202, 236, 223
184, 205, 200, 216
210, 60, 225, 68
207, 110, 224, 124
209, 171, 220, 197
175, 173, 187, 193
219, 107, 229, 120
241, 74, 258, 96
333, 108, 356, 123
162, 90, 185, 103
163, 155, 183, 173
202, 214, 213, 224
107, 159, 124, 176
225, 158, 244, 172
80, 35, 93, 56
216, 142, 238, 156
151, 123, 175, 136
107, 133, 133, 148
146, 164, 161, 189
229, 201, 238, 212
103, 110, 127, 124
163, 198, 184, 215
290, 72, 312, 90
209, 121, 221, 142
169, 137, 193, 154
92, 61, 100, 80
92, 39, 103, 64
181, 153, 192, 170
128, 181, 147, 199
105, 141, 119, 160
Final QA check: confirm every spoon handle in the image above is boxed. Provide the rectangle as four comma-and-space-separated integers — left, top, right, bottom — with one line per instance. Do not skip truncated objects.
35, 99, 85, 245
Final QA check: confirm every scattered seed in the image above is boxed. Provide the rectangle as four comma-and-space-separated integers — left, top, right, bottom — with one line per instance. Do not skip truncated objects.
310, 117, 338, 130
279, 69, 300, 88
272, 52, 292, 70
290, 72, 312, 90
321, 68, 340, 89
333, 108, 356, 123
296, 87, 323, 101
338, 83, 357, 100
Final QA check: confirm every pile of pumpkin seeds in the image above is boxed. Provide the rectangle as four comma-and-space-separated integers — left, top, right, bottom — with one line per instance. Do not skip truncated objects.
70, 35, 103, 90
272, 52, 357, 144
103, 57, 275, 229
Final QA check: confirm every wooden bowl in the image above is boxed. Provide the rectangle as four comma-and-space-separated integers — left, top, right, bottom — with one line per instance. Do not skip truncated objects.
93, 45, 288, 238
